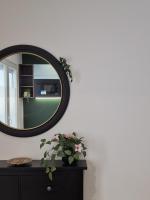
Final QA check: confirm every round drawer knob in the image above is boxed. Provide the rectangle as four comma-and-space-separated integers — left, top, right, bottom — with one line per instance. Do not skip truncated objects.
46, 186, 52, 192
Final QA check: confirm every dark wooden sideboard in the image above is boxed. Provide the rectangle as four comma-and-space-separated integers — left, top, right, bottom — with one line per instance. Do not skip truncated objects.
0, 160, 87, 200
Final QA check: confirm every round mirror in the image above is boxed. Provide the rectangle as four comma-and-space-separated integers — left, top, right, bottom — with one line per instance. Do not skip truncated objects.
0, 45, 70, 137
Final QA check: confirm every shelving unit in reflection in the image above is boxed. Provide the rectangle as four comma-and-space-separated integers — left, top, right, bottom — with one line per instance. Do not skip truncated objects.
19, 64, 61, 99
19, 64, 34, 98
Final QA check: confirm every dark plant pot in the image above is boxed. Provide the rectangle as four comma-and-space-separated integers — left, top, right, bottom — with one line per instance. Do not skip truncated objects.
62, 157, 78, 166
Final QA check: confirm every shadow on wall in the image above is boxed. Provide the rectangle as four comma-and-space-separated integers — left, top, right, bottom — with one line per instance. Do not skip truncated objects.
84, 160, 97, 200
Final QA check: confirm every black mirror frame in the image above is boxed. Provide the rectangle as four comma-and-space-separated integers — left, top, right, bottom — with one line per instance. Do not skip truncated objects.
0, 45, 70, 137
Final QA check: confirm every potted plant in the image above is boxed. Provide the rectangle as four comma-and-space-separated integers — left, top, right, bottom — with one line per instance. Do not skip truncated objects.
40, 132, 87, 180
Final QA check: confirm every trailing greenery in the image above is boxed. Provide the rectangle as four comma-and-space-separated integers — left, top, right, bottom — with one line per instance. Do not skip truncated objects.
59, 57, 73, 82
40, 132, 87, 180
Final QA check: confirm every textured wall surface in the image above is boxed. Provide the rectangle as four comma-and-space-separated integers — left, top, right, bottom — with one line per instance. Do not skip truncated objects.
0, 0, 150, 200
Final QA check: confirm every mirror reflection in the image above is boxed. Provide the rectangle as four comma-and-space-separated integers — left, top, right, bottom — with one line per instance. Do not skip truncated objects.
0, 53, 61, 129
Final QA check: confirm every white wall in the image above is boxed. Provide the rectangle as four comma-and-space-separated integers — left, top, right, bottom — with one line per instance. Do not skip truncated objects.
0, 0, 150, 200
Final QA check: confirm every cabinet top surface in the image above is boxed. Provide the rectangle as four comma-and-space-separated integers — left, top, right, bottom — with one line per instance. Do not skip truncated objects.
0, 160, 87, 173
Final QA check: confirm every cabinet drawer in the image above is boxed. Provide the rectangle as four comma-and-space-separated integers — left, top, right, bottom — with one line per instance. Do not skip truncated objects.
21, 171, 83, 200
0, 176, 19, 200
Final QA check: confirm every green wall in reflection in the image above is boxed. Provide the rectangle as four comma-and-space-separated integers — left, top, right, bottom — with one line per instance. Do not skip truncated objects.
23, 98, 61, 129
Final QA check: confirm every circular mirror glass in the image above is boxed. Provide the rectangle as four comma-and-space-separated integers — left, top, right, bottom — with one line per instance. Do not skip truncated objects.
0, 45, 70, 137
0, 53, 61, 129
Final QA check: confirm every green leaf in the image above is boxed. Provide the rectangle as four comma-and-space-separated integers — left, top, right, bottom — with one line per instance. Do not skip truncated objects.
68, 156, 74, 165
44, 151, 48, 158
41, 158, 44, 165
83, 151, 86, 157
51, 138, 57, 142
51, 154, 56, 161
48, 172, 52, 181
82, 144, 87, 150
72, 132, 76, 136
57, 151, 65, 157
46, 141, 51, 145
43, 160, 49, 167
59, 134, 64, 140
64, 150, 72, 156
74, 153, 80, 160
51, 166, 56, 172
41, 139, 46, 143
40, 143, 45, 149
46, 167, 50, 173
53, 144, 60, 151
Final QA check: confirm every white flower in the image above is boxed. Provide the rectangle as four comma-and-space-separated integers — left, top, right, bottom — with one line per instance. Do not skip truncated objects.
75, 144, 82, 153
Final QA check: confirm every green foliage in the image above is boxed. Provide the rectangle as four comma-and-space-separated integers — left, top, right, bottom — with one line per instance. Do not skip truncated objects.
40, 142, 45, 149
48, 172, 52, 181
64, 150, 72, 156
74, 152, 80, 160
40, 132, 87, 181
68, 156, 74, 164
59, 57, 73, 82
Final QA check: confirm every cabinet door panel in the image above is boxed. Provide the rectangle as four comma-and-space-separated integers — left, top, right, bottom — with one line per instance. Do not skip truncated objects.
0, 176, 19, 200
21, 172, 83, 200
